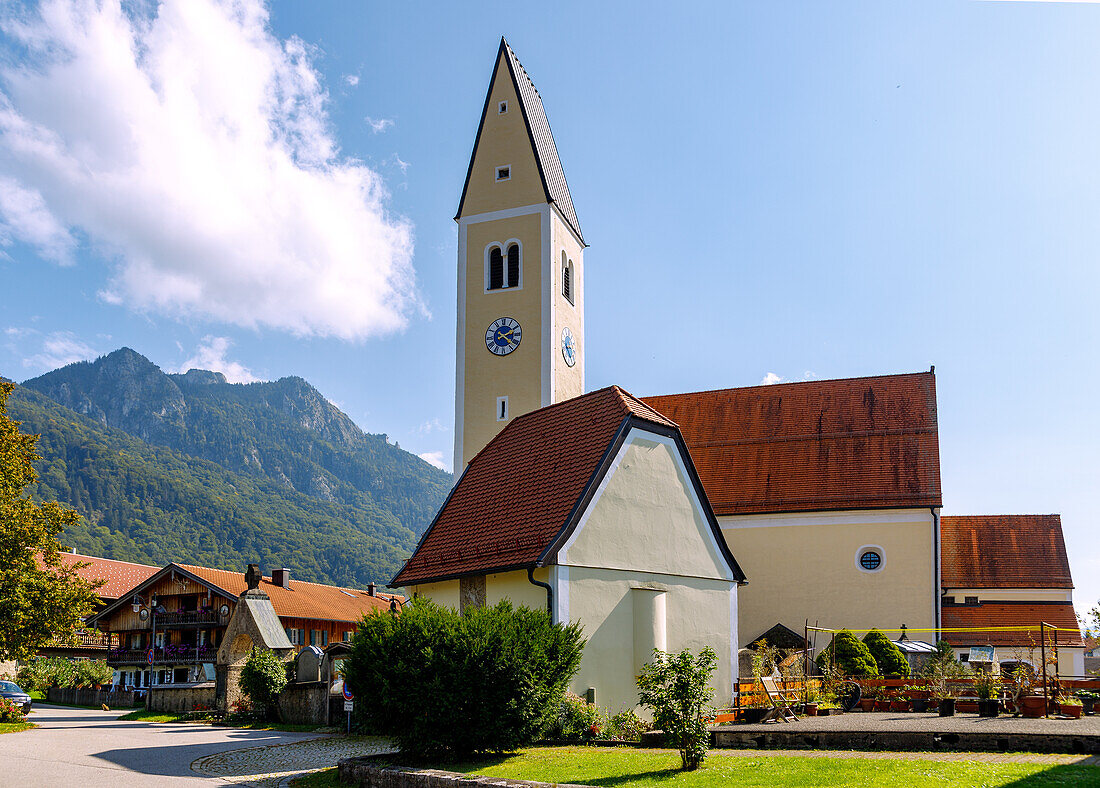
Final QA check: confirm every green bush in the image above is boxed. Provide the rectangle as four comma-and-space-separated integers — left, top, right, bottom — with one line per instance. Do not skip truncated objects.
17, 656, 79, 690
344, 599, 584, 758
815, 630, 878, 677
239, 648, 289, 720
862, 629, 910, 677
0, 697, 26, 723
606, 708, 651, 741
637, 647, 718, 771
75, 659, 115, 688
554, 692, 604, 741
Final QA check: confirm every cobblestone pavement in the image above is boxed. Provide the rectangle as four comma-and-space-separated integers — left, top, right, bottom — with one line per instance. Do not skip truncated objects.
192, 735, 396, 787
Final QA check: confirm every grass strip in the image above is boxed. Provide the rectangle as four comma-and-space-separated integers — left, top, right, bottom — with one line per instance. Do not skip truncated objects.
0, 722, 35, 734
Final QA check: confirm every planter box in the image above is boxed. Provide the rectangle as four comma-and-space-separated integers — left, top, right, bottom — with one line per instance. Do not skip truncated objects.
938, 699, 956, 717
874, 700, 890, 712
1059, 704, 1083, 719
802, 703, 818, 716
978, 699, 999, 718
1020, 696, 1046, 719
739, 708, 768, 724
890, 699, 911, 713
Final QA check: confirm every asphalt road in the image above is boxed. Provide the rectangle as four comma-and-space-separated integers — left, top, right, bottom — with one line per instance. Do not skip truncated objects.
0, 704, 327, 787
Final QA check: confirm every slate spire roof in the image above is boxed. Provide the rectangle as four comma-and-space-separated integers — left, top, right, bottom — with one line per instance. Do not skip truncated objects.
456, 38, 584, 243
391, 386, 741, 587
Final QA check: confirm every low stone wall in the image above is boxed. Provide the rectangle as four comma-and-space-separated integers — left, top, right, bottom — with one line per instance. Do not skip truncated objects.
147, 682, 216, 713
337, 758, 592, 788
712, 727, 1100, 755
47, 686, 136, 708
278, 681, 329, 726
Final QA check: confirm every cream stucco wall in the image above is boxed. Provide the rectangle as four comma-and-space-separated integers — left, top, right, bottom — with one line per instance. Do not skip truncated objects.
410, 569, 551, 613
550, 210, 584, 403
721, 509, 936, 649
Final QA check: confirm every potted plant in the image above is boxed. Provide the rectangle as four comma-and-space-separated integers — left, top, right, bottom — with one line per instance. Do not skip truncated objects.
802, 685, 819, 717
974, 671, 1001, 718
904, 684, 931, 713
1076, 691, 1099, 716
1058, 696, 1083, 719
859, 685, 877, 712
889, 694, 911, 712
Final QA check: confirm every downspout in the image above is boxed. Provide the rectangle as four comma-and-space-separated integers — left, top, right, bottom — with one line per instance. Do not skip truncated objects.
932, 506, 941, 635
527, 566, 553, 619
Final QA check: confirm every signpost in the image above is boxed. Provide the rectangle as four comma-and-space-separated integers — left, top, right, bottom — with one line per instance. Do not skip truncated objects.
343, 682, 354, 733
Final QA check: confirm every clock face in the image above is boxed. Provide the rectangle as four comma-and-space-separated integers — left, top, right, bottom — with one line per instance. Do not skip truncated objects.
561, 327, 577, 367
485, 317, 522, 355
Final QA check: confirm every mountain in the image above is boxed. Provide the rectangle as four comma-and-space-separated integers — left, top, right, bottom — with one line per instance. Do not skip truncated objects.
8, 348, 453, 588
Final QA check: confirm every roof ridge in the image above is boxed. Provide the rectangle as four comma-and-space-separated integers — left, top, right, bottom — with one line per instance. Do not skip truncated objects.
67, 553, 159, 569
611, 385, 680, 427
177, 562, 377, 595
646, 369, 935, 400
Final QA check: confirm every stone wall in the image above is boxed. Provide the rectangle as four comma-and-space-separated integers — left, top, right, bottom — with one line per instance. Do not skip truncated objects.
278, 681, 329, 726
47, 686, 136, 708
147, 682, 216, 713
337, 759, 592, 788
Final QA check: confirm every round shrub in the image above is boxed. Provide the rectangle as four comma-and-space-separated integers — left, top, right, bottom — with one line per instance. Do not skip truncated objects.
239, 647, 289, 720
862, 629, 910, 677
555, 692, 604, 741
816, 629, 878, 677
344, 599, 584, 758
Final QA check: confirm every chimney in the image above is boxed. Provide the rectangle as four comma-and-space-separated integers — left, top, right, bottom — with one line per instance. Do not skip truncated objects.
367, 582, 376, 597
272, 568, 291, 589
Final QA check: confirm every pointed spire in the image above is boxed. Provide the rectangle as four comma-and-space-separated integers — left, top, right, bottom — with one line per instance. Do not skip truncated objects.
456, 39, 584, 244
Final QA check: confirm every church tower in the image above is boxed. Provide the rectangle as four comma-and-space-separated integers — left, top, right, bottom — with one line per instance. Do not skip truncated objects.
453, 39, 586, 470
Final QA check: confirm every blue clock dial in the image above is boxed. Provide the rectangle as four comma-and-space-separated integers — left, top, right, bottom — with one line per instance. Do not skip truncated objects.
561, 327, 577, 367
485, 317, 521, 355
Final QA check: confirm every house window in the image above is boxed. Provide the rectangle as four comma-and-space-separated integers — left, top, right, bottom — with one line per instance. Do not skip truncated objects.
562, 251, 575, 305
310, 629, 322, 646
960, 652, 970, 662
488, 246, 504, 290
965, 596, 979, 605
321, 630, 329, 646
507, 243, 520, 287
855, 545, 885, 573
498, 100, 508, 114
343, 631, 354, 643
495, 165, 510, 181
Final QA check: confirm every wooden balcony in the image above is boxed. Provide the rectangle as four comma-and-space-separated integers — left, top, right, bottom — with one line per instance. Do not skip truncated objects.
153, 611, 222, 627
46, 630, 113, 650
107, 645, 219, 666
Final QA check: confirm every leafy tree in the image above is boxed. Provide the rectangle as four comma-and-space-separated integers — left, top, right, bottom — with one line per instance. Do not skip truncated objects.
239, 647, 289, 720
75, 659, 115, 688
345, 599, 584, 758
815, 629, 878, 677
862, 629, 910, 677
637, 647, 718, 771
0, 382, 100, 661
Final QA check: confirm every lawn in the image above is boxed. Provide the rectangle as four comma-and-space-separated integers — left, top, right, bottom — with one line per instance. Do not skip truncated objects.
0, 722, 35, 734
291, 747, 1100, 788
117, 708, 322, 732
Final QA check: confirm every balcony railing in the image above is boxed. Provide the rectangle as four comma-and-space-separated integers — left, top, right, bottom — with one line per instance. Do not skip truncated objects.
154, 611, 222, 626
107, 645, 218, 665
46, 630, 113, 649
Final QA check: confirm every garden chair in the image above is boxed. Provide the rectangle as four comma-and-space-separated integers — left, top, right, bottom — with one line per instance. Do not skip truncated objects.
759, 675, 800, 723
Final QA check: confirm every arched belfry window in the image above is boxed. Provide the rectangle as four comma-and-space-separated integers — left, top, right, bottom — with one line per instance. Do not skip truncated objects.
562, 251, 575, 305
486, 241, 521, 291
507, 243, 520, 288
488, 246, 504, 290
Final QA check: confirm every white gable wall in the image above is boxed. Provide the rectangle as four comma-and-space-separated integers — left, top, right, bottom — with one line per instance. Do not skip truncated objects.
555, 428, 739, 713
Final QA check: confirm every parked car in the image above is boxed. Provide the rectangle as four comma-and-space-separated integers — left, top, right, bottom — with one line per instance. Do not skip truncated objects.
0, 681, 32, 714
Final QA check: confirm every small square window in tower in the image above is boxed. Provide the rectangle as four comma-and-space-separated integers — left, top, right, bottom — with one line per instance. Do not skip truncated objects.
562, 251, 574, 305
496, 396, 509, 422
498, 100, 508, 114
495, 165, 510, 181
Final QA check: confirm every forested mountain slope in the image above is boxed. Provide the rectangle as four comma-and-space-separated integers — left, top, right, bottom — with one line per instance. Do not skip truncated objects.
8, 349, 452, 587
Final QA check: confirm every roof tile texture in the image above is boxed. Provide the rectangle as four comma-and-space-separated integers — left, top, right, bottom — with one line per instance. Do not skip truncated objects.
643, 372, 941, 515
61, 553, 159, 602
941, 515, 1073, 589
393, 387, 673, 586
175, 564, 400, 624
942, 602, 1084, 647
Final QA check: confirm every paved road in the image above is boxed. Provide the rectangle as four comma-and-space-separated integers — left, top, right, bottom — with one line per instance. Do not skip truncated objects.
0, 704, 335, 787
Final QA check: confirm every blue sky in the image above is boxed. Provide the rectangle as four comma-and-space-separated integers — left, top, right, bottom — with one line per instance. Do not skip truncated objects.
2, 1, 1098, 620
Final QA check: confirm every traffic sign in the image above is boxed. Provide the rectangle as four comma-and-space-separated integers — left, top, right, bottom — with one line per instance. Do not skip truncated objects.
342, 682, 354, 701
147, 648, 155, 665
344, 700, 354, 712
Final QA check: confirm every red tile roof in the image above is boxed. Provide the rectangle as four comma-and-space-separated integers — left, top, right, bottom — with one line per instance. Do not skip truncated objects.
59, 553, 159, 602
175, 564, 402, 624
642, 371, 941, 515
392, 386, 708, 587
942, 602, 1084, 648
941, 515, 1073, 589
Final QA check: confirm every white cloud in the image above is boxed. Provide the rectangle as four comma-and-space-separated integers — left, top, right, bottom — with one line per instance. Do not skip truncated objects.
365, 116, 393, 133
760, 372, 784, 385
417, 417, 446, 435
177, 335, 259, 383
0, 0, 419, 340
22, 330, 97, 371
0, 176, 75, 263
343, 74, 359, 87
391, 154, 409, 173
417, 450, 449, 472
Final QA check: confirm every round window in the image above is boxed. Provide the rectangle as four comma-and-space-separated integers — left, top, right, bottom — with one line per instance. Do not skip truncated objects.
859, 550, 882, 571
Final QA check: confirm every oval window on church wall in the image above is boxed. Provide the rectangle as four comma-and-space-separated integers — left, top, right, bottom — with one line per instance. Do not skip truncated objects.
855, 545, 885, 573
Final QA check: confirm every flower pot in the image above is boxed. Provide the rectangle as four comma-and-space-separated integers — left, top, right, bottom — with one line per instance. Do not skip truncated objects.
1020, 695, 1046, 719
938, 699, 955, 717
1059, 703, 1083, 719
1082, 700, 1095, 716
874, 699, 890, 712
911, 699, 929, 713
978, 699, 999, 718
803, 703, 818, 716
818, 707, 833, 716
859, 699, 875, 712
890, 699, 911, 713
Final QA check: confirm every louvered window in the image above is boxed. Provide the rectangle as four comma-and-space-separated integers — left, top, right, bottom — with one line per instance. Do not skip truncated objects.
507, 244, 520, 287
489, 247, 504, 290
562, 252, 574, 305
